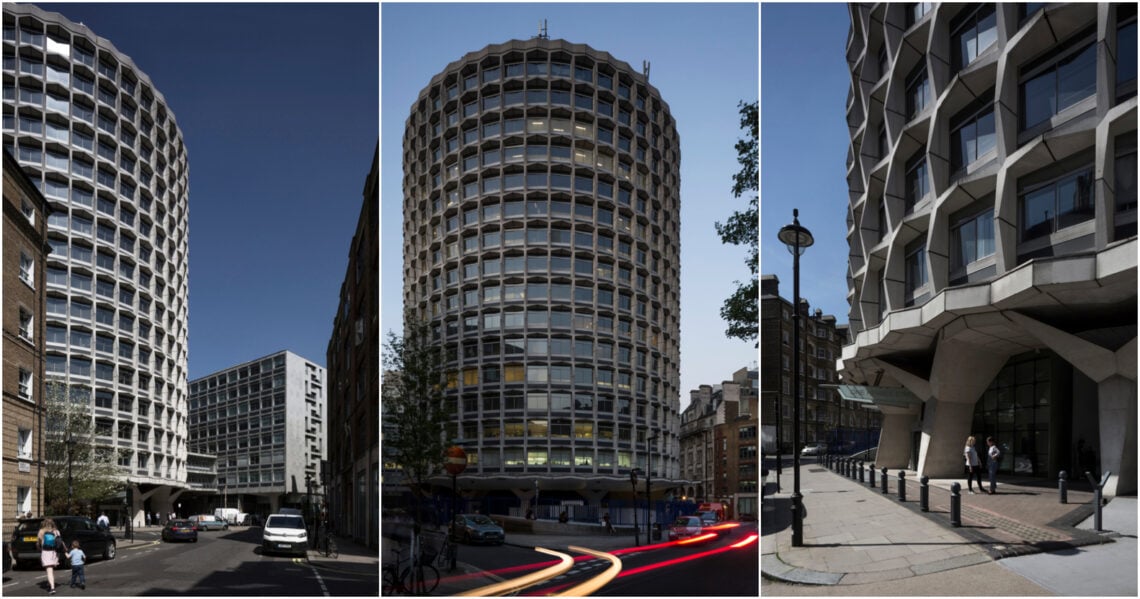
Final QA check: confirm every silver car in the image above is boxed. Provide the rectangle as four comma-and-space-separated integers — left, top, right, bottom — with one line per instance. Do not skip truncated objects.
452, 514, 504, 545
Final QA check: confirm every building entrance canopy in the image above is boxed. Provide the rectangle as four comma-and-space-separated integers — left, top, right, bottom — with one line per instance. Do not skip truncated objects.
835, 385, 923, 410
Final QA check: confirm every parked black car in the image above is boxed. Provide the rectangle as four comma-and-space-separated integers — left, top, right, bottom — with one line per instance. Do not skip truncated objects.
9, 517, 116, 570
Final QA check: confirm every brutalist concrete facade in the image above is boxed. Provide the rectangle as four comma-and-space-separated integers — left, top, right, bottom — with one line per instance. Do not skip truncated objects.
401, 38, 684, 509
3, 4, 190, 516
840, 3, 1136, 495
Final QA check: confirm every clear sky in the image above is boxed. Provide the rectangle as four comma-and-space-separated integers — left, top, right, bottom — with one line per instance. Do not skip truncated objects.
760, 3, 853, 323
36, 3, 380, 380
380, 3, 760, 407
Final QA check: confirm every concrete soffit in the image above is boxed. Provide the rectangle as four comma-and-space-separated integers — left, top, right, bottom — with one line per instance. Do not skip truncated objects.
1004, 311, 1138, 383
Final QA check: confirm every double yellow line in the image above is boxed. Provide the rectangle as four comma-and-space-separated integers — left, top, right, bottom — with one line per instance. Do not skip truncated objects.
456, 545, 622, 597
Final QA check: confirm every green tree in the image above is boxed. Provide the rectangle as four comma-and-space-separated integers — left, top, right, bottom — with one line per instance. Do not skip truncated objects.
381, 313, 449, 533
715, 100, 759, 343
43, 381, 123, 515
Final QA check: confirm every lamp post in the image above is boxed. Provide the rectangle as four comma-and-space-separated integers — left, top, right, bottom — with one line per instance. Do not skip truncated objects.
779, 208, 814, 548
646, 434, 658, 542
66, 432, 76, 510
629, 468, 640, 546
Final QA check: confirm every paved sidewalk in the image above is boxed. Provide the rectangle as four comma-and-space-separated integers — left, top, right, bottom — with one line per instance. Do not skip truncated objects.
761, 459, 1122, 587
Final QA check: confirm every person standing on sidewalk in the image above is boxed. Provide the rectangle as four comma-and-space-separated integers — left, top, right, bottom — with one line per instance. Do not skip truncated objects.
986, 436, 1002, 494
964, 436, 983, 494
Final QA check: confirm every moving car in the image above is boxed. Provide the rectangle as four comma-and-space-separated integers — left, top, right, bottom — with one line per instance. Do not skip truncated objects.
696, 511, 719, 526
452, 514, 505, 545
801, 444, 826, 456
162, 519, 199, 543
9, 517, 116, 569
261, 514, 308, 556
668, 515, 704, 541
189, 514, 229, 531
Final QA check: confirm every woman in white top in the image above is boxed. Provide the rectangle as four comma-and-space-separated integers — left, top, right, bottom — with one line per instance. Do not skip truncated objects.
963, 436, 983, 494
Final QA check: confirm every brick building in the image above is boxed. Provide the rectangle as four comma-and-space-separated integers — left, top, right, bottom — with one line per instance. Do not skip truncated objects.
3, 149, 50, 532
761, 275, 880, 455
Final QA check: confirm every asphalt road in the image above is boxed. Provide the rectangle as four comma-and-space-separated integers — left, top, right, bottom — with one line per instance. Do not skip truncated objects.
453, 521, 759, 596
2, 527, 375, 596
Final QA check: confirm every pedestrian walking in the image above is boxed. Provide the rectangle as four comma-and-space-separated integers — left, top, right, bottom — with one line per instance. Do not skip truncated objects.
145, 512, 151, 527
96, 512, 109, 529
603, 513, 614, 535
986, 436, 1002, 494
558, 510, 569, 524
963, 436, 983, 494
38, 518, 62, 594
66, 540, 86, 590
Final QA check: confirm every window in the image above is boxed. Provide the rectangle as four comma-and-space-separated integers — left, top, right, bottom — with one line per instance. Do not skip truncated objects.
951, 4, 997, 72
1120, 4, 1138, 101
951, 207, 995, 273
950, 97, 996, 172
18, 309, 33, 341
905, 62, 931, 119
905, 150, 929, 210
19, 253, 34, 287
1020, 32, 1096, 130
1115, 134, 1138, 241
18, 369, 33, 401
1020, 164, 1094, 241
906, 2, 932, 28
904, 241, 928, 302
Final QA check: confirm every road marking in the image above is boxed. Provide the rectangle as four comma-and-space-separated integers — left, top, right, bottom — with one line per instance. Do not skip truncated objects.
295, 558, 330, 596
550, 546, 622, 596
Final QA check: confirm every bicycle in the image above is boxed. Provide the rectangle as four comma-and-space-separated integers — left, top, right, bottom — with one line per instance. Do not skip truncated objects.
435, 532, 455, 569
382, 546, 439, 595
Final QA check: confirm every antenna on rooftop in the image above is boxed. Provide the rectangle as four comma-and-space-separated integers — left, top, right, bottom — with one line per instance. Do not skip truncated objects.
643, 60, 651, 80
535, 19, 549, 40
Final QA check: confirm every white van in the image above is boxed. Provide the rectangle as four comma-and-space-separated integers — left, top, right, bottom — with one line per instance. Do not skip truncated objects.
214, 508, 240, 524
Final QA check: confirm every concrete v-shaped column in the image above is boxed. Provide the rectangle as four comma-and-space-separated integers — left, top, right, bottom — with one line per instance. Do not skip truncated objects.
1005, 311, 1137, 496
866, 358, 925, 469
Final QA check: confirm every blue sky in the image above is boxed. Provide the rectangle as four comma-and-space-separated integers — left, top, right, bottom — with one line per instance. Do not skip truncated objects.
380, 3, 759, 405
760, 3, 853, 323
36, 3, 380, 380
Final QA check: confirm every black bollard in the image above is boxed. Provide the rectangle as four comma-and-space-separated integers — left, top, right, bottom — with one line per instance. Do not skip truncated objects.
859, 460, 865, 483
897, 470, 907, 502
1058, 471, 1067, 504
849, 459, 857, 480
869, 463, 876, 488
920, 475, 929, 512
950, 482, 961, 527
881, 467, 889, 494
842, 458, 848, 477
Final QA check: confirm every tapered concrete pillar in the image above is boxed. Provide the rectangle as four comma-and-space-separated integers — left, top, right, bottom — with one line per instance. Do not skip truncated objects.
876, 409, 919, 469
920, 339, 1008, 478
1098, 376, 1137, 497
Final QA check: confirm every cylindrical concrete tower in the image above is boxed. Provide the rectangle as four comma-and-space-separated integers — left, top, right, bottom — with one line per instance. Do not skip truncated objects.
3, 4, 190, 493
401, 38, 682, 502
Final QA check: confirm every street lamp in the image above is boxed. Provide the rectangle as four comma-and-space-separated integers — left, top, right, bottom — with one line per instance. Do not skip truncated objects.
628, 468, 640, 546
66, 432, 76, 510
646, 434, 658, 542
778, 208, 814, 548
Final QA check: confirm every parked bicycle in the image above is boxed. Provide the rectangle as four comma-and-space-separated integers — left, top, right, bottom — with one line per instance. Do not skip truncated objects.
382, 545, 439, 595
434, 532, 455, 569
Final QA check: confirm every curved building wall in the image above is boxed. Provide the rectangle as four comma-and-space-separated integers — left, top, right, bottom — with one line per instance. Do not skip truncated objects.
3, 5, 190, 488
840, 3, 1136, 494
402, 39, 682, 491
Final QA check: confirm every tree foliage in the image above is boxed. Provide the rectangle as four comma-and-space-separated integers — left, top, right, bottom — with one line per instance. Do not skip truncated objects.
715, 100, 760, 343
43, 381, 123, 515
381, 313, 449, 519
